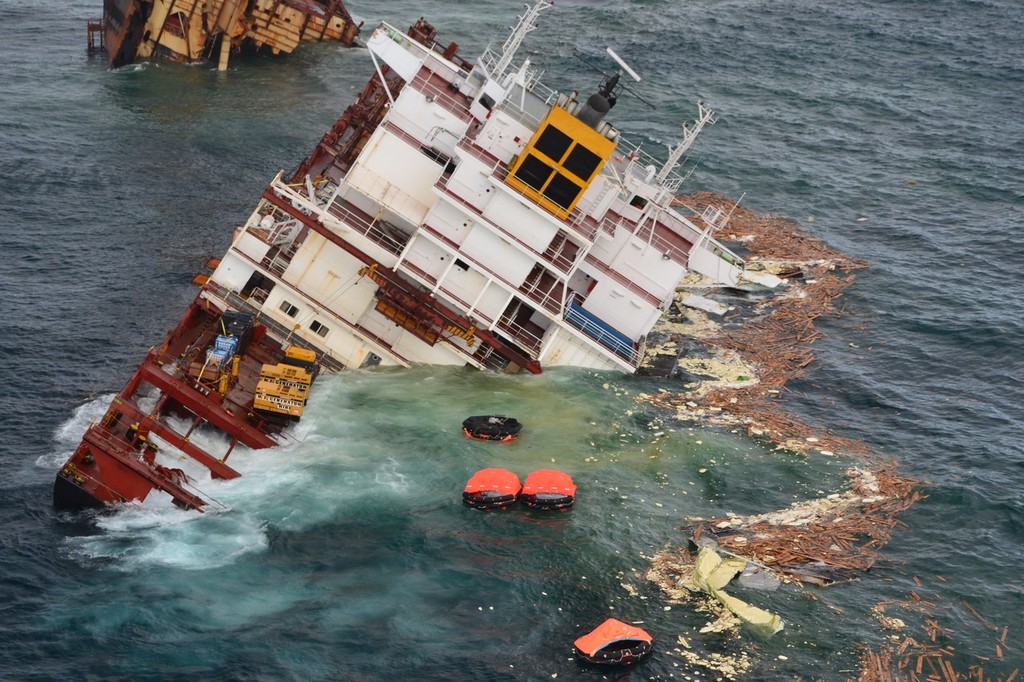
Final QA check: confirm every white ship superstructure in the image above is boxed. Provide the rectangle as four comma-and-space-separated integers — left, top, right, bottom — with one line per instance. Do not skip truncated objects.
56, 7, 766, 513
207, 4, 748, 375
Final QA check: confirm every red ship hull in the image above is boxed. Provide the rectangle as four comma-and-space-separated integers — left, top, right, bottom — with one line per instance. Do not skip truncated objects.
53, 296, 293, 512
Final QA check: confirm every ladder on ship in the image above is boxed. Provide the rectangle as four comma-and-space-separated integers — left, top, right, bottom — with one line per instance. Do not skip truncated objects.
87, 19, 105, 54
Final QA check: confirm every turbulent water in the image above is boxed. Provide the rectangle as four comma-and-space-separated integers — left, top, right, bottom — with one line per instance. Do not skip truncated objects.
2, 0, 1022, 679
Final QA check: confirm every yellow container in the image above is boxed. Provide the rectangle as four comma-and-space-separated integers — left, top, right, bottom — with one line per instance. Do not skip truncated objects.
253, 393, 303, 417
259, 363, 312, 385
285, 346, 316, 364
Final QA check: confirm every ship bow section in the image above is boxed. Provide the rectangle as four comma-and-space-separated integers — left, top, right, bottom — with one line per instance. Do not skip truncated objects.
55, 299, 321, 512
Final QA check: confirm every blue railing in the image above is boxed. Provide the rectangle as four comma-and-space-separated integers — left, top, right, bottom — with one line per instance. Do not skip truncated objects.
563, 300, 637, 363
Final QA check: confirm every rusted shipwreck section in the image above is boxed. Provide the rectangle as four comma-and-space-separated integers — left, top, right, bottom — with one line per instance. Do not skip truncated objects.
92, 0, 361, 69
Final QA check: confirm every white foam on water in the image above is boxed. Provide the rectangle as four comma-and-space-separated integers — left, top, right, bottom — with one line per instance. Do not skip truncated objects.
39, 394, 117, 470
59, 375, 416, 569
49, 365, 830, 663
119, 61, 156, 73
373, 456, 410, 493
67, 492, 270, 571
57, 369, 780, 583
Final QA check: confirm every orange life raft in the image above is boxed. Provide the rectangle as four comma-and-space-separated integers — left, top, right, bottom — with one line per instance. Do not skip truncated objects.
462, 468, 522, 510
520, 469, 576, 510
573, 618, 653, 666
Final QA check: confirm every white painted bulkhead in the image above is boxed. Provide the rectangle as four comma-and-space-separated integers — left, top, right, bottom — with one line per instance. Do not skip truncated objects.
538, 326, 630, 372
481, 189, 560, 253
284, 233, 377, 324
344, 128, 442, 228
211, 209, 289, 291
366, 25, 425, 83
230, 230, 273, 266
390, 328, 474, 367
578, 278, 659, 342
431, 260, 488, 310
608, 236, 685, 305
261, 233, 400, 368
459, 226, 534, 286
474, 110, 531, 163
349, 305, 466, 368
211, 251, 257, 293
442, 153, 499, 213
387, 87, 470, 158
574, 174, 619, 222
423, 201, 474, 245
588, 222, 683, 302
399, 232, 513, 324
400, 235, 450, 286
469, 77, 507, 121
688, 245, 743, 286
258, 278, 399, 371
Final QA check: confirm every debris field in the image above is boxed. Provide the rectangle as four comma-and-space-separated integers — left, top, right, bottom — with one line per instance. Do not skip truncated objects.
636, 193, 1016, 680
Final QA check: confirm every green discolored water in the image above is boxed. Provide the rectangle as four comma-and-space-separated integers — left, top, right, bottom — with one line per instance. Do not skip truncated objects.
53, 367, 862, 679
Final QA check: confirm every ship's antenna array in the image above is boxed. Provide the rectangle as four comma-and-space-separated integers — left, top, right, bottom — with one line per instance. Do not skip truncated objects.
654, 100, 716, 185
605, 47, 641, 83
493, 0, 553, 80
573, 48, 656, 111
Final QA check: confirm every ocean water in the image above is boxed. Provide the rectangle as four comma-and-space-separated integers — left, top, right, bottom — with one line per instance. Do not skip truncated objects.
1, 0, 1022, 679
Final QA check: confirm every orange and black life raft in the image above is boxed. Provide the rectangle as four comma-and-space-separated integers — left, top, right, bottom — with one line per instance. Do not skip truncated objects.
520, 469, 576, 510
462, 468, 522, 510
573, 618, 653, 666
462, 415, 522, 442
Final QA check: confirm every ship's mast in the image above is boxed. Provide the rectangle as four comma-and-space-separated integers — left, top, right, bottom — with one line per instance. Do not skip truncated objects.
654, 101, 716, 186
492, 0, 553, 80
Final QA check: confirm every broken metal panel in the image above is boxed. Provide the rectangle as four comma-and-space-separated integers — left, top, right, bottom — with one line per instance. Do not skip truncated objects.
136, 0, 212, 63
692, 547, 785, 639
213, 0, 248, 35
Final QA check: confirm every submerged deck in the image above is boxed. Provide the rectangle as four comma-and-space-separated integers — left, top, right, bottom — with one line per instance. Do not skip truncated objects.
54, 297, 299, 512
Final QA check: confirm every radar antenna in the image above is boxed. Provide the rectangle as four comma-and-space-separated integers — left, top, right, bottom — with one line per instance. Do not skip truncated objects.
605, 47, 641, 82
493, 1, 553, 80
572, 49, 656, 111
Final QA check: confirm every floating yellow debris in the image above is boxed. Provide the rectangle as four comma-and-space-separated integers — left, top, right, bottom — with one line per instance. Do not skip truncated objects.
691, 547, 784, 639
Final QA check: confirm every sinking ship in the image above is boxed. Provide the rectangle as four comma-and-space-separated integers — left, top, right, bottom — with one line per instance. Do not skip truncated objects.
57, 1, 768, 512
90, 0, 361, 69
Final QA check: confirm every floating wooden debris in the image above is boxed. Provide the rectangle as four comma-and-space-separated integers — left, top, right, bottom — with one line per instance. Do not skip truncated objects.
676, 191, 868, 270
639, 195, 951, 677
856, 580, 1019, 682
643, 196, 871, 466
682, 466, 924, 585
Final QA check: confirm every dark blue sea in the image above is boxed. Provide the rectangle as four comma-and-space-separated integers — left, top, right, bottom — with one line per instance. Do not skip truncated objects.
2, 0, 1022, 679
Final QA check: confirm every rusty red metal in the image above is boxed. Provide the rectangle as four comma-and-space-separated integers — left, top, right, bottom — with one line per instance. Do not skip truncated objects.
54, 297, 293, 512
